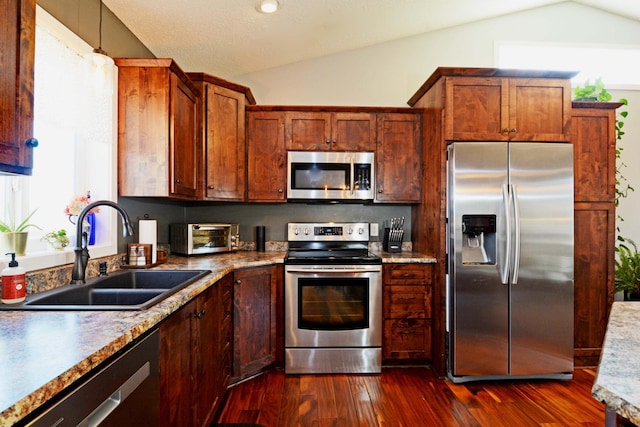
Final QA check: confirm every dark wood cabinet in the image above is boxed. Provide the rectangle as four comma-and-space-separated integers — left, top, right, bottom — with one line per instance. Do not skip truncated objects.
160, 274, 232, 427
188, 73, 255, 201
443, 76, 572, 142
246, 110, 287, 202
383, 263, 433, 362
285, 111, 376, 151
572, 102, 621, 367
116, 58, 199, 199
233, 266, 277, 382
375, 113, 422, 203
0, 0, 37, 175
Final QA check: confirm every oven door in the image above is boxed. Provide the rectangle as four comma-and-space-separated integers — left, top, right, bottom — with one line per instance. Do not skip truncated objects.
284, 265, 382, 348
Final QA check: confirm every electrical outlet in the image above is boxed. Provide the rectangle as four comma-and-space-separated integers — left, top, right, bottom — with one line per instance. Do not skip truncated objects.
370, 223, 379, 237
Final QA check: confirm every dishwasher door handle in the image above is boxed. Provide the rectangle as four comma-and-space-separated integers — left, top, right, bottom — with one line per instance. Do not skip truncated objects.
79, 361, 150, 427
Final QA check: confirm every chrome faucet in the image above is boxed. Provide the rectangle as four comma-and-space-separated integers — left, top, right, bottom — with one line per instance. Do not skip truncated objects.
71, 200, 135, 284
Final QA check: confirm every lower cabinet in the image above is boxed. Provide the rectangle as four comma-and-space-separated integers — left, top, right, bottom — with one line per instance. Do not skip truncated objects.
159, 273, 232, 427
383, 263, 433, 362
233, 265, 277, 381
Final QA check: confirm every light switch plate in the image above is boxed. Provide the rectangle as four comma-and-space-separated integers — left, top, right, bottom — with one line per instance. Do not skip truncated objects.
370, 223, 379, 237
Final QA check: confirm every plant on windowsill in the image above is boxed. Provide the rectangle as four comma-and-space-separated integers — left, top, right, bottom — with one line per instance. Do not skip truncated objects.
0, 209, 41, 256
41, 229, 70, 251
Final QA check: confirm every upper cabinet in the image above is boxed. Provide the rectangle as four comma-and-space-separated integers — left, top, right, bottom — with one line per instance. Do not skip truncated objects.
375, 112, 422, 203
409, 67, 575, 143
116, 58, 199, 199
246, 109, 287, 202
188, 73, 255, 201
0, 0, 37, 175
285, 111, 376, 151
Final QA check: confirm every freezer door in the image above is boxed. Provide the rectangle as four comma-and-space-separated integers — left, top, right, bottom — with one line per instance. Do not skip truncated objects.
509, 143, 574, 376
448, 142, 509, 377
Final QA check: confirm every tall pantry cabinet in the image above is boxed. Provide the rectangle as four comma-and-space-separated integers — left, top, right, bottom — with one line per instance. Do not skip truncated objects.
408, 67, 576, 376
571, 101, 621, 367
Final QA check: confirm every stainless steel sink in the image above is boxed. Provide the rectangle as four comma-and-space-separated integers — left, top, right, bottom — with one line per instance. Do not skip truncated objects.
0, 269, 210, 311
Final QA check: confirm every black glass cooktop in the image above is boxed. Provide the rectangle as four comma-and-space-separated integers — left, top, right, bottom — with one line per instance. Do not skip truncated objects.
284, 249, 382, 265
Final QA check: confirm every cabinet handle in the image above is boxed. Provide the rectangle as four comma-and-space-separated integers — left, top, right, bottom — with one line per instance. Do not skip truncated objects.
378, 188, 383, 193
208, 185, 214, 189
399, 297, 417, 301
511, 128, 517, 133
236, 280, 241, 285
332, 139, 336, 144
175, 179, 181, 183
325, 139, 331, 144
399, 330, 418, 335
25, 138, 39, 148
194, 309, 206, 319
503, 128, 510, 134
278, 188, 283, 193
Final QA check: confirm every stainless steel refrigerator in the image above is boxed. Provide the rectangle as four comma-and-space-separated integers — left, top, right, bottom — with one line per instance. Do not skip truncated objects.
446, 142, 574, 383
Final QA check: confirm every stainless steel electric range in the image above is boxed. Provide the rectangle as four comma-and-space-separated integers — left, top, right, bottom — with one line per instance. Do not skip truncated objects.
284, 222, 382, 374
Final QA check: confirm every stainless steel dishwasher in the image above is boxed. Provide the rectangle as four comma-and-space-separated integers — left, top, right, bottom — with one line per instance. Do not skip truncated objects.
24, 329, 159, 427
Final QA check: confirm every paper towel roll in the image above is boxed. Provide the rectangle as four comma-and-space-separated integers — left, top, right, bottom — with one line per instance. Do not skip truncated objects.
139, 220, 157, 264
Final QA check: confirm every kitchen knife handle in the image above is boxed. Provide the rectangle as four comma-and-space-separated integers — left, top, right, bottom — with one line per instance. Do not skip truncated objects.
501, 184, 510, 285
511, 184, 521, 284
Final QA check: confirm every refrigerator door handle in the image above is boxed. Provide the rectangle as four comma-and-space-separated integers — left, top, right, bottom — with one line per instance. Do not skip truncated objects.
501, 184, 511, 285
511, 184, 521, 284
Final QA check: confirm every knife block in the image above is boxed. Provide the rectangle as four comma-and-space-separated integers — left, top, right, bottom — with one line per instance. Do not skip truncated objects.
382, 227, 403, 252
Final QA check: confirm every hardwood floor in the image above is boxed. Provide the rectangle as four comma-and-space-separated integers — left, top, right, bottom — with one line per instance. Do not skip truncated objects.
216, 367, 611, 427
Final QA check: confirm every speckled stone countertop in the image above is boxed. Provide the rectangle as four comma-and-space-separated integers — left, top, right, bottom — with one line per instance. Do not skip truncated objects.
0, 250, 435, 425
592, 302, 640, 425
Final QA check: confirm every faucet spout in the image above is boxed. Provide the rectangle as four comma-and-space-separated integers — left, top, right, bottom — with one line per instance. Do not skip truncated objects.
70, 200, 134, 284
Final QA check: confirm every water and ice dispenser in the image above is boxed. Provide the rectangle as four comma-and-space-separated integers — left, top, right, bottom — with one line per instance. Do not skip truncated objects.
461, 214, 496, 265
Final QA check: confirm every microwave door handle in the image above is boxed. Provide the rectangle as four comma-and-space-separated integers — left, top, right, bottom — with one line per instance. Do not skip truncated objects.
350, 156, 355, 195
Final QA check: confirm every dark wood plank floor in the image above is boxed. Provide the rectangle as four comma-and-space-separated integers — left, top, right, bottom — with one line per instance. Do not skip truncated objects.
216, 367, 611, 427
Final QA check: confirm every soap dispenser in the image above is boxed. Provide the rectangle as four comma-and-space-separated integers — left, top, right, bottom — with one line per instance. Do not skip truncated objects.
1, 253, 26, 304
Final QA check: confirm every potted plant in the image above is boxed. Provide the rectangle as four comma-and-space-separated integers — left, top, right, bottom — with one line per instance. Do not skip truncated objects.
0, 209, 40, 256
615, 237, 640, 300
41, 229, 70, 251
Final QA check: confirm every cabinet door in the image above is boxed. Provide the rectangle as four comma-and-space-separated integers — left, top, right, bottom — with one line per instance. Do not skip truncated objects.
376, 113, 422, 202
192, 285, 219, 427
233, 266, 276, 381
574, 204, 615, 367
332, 112, 376, 151
445, 77, 509, 141
160, 299, 195, 427
572, 108, 617, 202
0, 0, 36, 175
509, 78, 571, 142
285, 111, 332, 150
171, 73, 199, 198
203, 83, 246, 201
247, 111, 286, 201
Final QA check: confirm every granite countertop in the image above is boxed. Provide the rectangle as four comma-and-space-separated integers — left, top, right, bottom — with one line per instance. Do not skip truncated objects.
592, 302, 640, 425
0, 250, 435, 425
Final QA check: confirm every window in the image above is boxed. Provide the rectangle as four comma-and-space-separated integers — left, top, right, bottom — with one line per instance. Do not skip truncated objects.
495, 41, 640, 89
0, 6, 118, 271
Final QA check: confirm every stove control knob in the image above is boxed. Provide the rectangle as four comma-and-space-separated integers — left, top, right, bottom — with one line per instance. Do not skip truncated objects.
358, 227, 365, 235
347, 227, 354, 235
304, 227, 310, 235
294, 228, 300, 235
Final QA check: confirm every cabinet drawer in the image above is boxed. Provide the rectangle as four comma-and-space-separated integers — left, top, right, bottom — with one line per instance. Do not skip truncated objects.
383, 319, 431, 359
385, 286, 431, 318
384, 264, 432, 285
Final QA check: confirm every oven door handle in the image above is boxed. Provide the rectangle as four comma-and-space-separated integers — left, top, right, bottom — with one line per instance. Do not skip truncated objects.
286, 267, 381, 274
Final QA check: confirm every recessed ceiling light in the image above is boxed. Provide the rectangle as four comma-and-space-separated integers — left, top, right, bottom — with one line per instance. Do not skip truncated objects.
257, 0, 280, 14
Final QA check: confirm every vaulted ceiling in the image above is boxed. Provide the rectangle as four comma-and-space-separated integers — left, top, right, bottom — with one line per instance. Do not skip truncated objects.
102, 0, 640, 78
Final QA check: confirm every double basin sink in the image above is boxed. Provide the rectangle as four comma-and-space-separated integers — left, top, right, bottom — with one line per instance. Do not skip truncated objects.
0, 269, 211, 311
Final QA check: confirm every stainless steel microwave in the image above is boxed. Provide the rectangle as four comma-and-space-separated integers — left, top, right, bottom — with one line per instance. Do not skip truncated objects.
287, 151, 375, 201
170, 223, 239, 255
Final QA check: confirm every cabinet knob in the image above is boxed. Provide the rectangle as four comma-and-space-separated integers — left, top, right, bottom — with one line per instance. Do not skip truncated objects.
511, 128, 517, 133
325, 139, 331, 144
378, 188, 383, 193
175, 179, 181, 184
25, 138, 39, 148
503, 128, 510, 134
208, 185, 214, 189
278, 188, 283, 193
236, 280, 241, 285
